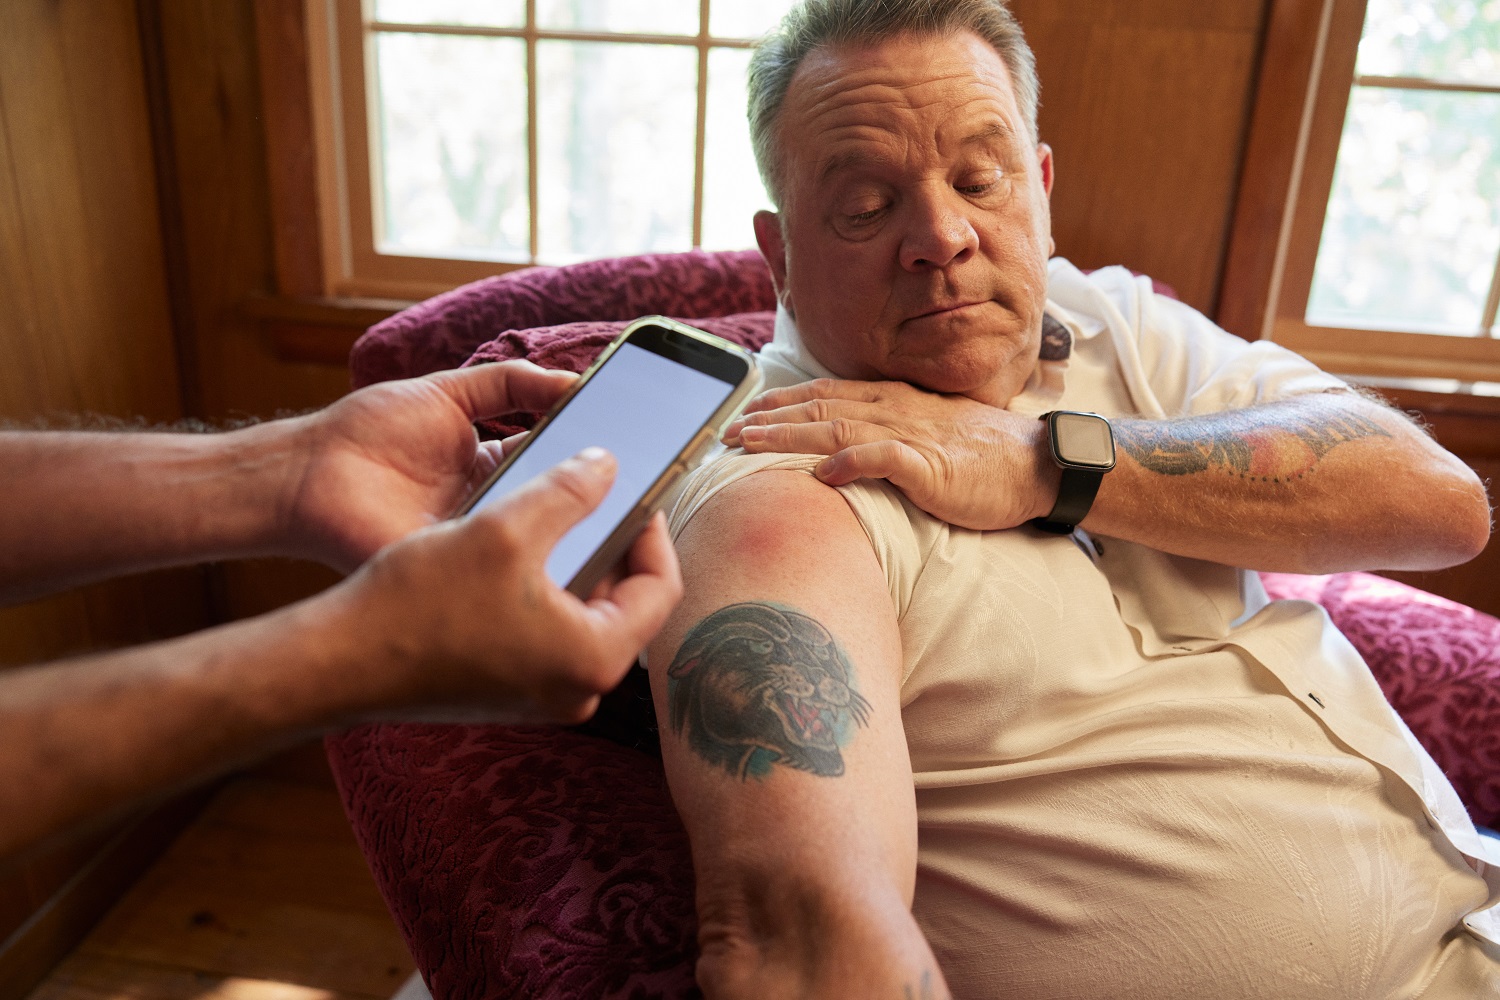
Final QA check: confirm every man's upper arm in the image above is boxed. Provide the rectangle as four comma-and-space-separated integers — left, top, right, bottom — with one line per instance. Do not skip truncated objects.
647, 468, 940, 997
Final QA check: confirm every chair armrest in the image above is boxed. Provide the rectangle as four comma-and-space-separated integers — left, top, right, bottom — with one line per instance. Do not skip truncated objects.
325, 723, 698, 999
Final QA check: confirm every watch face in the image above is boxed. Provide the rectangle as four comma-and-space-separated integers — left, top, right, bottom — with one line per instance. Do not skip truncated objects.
1052, 411, 1115, 469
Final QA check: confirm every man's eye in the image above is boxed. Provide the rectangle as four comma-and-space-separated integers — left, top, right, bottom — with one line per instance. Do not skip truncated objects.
846, 205, 885, 225
957, 171, 1003, 196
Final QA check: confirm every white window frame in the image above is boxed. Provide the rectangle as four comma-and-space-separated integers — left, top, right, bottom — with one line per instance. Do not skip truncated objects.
1264, 0, 1500, 384
303, 0, 766, 301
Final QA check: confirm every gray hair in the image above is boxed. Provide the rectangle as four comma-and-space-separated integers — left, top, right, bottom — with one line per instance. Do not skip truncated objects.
747, 0, 1040, 208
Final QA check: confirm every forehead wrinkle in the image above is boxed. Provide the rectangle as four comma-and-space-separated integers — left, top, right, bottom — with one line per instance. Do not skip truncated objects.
809, 108, 1017, 189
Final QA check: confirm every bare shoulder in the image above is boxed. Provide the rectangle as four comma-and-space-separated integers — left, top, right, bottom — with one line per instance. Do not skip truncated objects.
675, 467, 880, 597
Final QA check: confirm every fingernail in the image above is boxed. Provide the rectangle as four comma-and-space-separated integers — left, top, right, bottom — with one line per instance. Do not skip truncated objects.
576, 446, 610, 465
740, 425, 766, 443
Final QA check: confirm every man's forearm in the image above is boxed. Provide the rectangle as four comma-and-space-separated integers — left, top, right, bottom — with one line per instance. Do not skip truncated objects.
1086, 392, 1492, 573
0, 425, 301, 605
0, 586, 376, 867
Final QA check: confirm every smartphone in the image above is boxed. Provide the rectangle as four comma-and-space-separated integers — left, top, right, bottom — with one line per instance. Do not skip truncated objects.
455, 316, 761, 596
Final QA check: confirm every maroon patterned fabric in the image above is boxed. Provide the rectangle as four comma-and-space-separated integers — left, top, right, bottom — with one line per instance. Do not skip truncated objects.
460, 314, 773, 439
331, 250, 1499, 1000
1261, 572, 1500, 828
349, 249, 775, 390
327, 725, 698, 1000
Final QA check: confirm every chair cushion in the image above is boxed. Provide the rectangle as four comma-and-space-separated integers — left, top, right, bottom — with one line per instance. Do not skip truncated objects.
461, 314, 774, 438
1261, 571, 1500, 828
326, 724, 698, 1000
350, 249, 775, 390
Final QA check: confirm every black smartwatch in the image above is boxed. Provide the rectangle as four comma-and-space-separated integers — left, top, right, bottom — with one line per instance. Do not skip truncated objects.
1032, 410, 1115, 534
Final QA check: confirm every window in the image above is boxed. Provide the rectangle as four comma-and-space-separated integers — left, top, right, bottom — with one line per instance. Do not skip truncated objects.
305, 0, 796, 300
1265, 0, 1500, 384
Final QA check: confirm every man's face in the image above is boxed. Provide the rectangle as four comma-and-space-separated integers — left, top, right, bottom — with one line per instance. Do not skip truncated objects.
755, 29, 1054, 407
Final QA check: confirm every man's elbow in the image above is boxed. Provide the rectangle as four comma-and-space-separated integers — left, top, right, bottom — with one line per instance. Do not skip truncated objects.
1444, 471, 1494, 566
1397, 468, 1492, 571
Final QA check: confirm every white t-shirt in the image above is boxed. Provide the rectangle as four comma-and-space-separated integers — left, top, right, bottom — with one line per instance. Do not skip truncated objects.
668, 259, 1499, 998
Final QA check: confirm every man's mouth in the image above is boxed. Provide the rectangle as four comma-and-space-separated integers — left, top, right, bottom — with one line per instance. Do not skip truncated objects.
909, 300, 987, 321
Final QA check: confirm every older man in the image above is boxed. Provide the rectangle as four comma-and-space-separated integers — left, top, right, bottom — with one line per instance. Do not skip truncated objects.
644, 0, 1498, 997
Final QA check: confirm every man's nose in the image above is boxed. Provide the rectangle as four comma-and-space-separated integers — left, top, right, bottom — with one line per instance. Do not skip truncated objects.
899, 189, 978, 271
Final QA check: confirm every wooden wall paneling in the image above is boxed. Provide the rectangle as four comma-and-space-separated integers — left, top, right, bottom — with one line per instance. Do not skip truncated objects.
151, 0, 353, 623
0, 0, 216, 982
0, 0, 182, 423
152, 0, 350, 424
1011, 0, 1269, 315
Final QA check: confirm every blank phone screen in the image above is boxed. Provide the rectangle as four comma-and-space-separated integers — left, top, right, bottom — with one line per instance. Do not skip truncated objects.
467, 342, 738, 586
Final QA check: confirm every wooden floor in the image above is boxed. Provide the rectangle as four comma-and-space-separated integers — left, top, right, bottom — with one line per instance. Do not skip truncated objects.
25, 777, 415, 1000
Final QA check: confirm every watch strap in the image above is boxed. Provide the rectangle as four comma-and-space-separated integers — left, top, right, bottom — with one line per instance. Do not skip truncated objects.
1032, 466, 1104, 534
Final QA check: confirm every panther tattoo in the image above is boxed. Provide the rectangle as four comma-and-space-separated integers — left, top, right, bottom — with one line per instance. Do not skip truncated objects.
667, 603, 871, 780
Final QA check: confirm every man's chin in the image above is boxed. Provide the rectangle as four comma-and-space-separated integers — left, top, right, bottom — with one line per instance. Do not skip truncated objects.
884, 355, 1016, 403
885, 333, 1037, 402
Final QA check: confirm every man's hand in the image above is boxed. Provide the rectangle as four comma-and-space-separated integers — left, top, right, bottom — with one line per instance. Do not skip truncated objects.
723, 378, 1057, 531
0, 447, 682, 867
331, 447, 683, 724
725, 380, 1491, 573
281, 361, 577, 572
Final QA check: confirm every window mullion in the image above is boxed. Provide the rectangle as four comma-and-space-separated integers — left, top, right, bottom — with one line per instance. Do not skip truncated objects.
1353, 74, 1500, 98
525, 0, 539, 263
692, 0, 711, 249
1481, 248, 1500, 338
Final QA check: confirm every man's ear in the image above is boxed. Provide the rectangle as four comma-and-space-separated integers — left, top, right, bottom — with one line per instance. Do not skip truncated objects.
753, 210, 793, 314
1035, 143, 1056, 255
1036, 142, 1054, 199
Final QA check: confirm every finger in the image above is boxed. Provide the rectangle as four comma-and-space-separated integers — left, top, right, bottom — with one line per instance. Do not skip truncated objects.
497, 430, 529, 459
739, 378, 886, 417
468, 439, 507, 488
725, 398, 892, 444
735, 416, 894, 457
738, 380, 886, 423
471, 446, 618, 556
587, 513, 683, 649
430, 361, 579, 422
813, 439, 924, 488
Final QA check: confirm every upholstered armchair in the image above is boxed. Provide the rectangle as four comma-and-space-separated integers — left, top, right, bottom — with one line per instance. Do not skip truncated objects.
326, 249, 1500, 1000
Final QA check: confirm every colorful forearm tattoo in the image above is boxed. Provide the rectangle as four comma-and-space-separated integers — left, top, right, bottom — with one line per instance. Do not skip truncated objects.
667, 602, 871, 780
1118, 404, 1391, 483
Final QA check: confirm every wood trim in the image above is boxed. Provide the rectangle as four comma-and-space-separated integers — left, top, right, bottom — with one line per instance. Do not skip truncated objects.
1354, 73, 1500, 96
134, 0, 203, 418
242, 292, 410, 324
334, 0, 378, 297
306, 0, 761, 300
241, 292, 406, 365
254, 0, 326, 297
1215, 0, 1332, 340
1272, 0, 1367, 327
305, 0, 348, 295
1275, 318, 1500, 382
